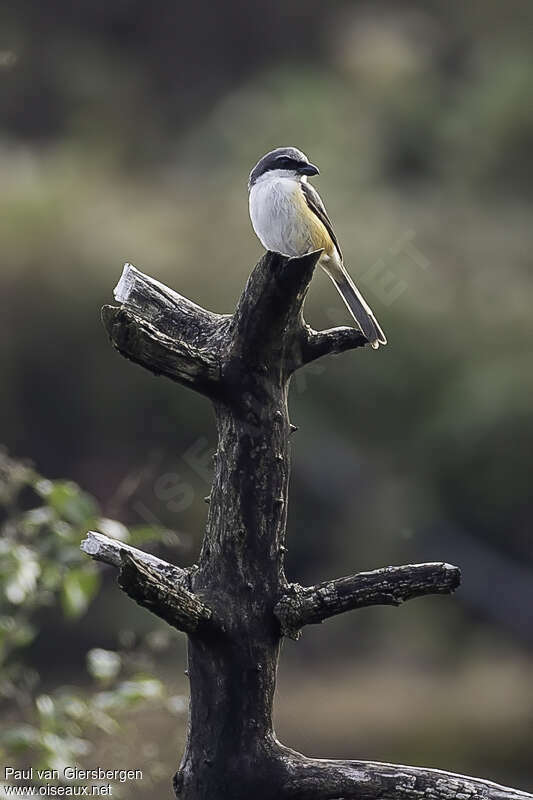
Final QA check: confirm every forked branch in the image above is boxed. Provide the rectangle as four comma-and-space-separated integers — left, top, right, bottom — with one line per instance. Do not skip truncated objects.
275, 563, 461, 638
102, 259, 373, 398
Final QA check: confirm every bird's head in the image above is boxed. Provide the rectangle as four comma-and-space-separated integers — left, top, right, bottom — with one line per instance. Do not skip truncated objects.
248, 147, 319, 188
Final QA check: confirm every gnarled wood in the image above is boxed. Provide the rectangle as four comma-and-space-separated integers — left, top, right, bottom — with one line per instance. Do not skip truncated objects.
275, 562, 461, 639
296, 325, 367, 368
81, 531, 211, 634
81, 530, 186, 581
102, 263, 228, 396
119, 553, 212, 634
82, 253, 532, 800
279, 751, 533, 800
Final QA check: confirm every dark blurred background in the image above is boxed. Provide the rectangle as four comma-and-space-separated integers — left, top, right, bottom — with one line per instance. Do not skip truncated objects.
1, 0, 533, 795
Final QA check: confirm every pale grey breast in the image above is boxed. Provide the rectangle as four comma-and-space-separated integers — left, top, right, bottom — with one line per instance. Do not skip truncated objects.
249, 173, 314, 257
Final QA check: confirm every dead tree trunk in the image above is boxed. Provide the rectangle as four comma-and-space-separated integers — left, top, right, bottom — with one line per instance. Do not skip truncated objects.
82, 253, 532, 800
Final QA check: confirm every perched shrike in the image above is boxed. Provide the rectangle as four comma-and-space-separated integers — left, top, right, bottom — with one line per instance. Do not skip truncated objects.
248, 147, 386, 349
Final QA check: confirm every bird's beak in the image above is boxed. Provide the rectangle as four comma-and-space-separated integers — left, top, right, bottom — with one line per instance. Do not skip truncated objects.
299, 163, 320, 176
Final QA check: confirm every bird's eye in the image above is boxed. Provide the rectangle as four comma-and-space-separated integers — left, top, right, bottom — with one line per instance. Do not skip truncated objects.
277, 156, 292, 167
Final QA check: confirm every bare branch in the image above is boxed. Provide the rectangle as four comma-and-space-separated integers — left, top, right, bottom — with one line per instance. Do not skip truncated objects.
101, 305, 219, 392
81, 530, 187, 582
119, 553, 212, 634
102, 263, 229, 396
275, 563, 461, 639
228, 250, 323, 365
113, 263, 224, 340
280, 751, 533, 800
81, 531, 212, 633
295, 325, 368, 369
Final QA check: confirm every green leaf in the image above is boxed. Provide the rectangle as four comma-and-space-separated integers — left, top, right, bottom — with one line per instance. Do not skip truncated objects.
87, 649, 121, 682
36, 694, 55, 717
4, 547, 41, 605
61, 567, 100, 619
34, 478, 54, 498
117, 678, 163, 703
59, 695, 87, 720
87, 706, 120, 734
23, 505, 56, 529
45, 481, 99, 526
0, 724, 40, 752
10, 621, 36, 650
40, 563, 63, 591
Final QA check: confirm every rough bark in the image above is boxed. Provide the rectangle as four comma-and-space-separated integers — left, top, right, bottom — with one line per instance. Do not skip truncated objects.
279, 750, 533, 800
81, 531, 211, 633
81, 255, 532, 800
81, 529, 186, 579
118, 553, 212, 634
275, 562, 461, 639
103, 263, 228, 396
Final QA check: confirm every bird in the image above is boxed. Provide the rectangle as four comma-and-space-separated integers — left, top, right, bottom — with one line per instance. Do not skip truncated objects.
248, 147, 386, 349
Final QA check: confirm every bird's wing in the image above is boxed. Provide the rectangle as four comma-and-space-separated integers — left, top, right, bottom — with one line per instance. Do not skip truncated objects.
301, 181, 342, 261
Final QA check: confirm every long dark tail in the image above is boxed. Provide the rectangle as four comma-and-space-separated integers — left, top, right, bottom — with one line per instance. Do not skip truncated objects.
325, 262, 387, 349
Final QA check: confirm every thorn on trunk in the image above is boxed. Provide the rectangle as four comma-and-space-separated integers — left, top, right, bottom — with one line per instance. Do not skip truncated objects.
290, 423, 298, 434
204, 495, 211, 504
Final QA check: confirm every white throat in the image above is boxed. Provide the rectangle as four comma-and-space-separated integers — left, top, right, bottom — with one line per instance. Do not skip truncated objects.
250, 169, 307, 189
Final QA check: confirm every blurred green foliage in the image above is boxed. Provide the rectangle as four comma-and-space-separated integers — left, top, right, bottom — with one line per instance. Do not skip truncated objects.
0, 450, 184, 792
0, 451, 103, 666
